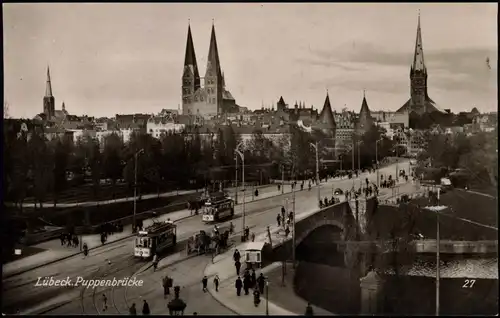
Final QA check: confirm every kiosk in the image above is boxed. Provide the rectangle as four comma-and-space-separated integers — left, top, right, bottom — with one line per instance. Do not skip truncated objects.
244, 241, 266, 268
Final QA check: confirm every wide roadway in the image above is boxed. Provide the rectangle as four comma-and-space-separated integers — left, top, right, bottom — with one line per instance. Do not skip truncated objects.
2, 161, 408, 315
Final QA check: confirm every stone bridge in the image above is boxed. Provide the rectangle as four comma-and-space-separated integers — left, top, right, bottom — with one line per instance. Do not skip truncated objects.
269, 195, 496, 271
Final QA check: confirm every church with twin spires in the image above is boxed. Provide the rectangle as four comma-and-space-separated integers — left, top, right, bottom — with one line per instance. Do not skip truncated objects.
181, 22, 237, 119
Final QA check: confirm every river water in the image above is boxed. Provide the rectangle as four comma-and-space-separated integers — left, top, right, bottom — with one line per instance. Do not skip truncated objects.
381, 254, 498, 279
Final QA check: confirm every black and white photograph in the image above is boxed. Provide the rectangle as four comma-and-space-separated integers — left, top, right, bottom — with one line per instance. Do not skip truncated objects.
2, 3, 498, 316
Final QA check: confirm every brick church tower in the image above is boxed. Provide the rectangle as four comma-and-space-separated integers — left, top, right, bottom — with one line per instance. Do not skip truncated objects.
43, 66, 55, 119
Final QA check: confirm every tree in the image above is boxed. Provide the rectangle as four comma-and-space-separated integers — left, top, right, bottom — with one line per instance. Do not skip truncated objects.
289, 124, 314, 178
51, 136, 72, 207
28, 132, 54, 210
87, 139, 102, 200
102, 133, 124, 198
4, 126, 29, 210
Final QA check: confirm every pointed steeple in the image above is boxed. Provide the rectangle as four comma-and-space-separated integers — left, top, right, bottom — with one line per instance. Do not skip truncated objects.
319, 92, 336, 129
62, 101, 66, 111
45, 66, 53, 97
206, 21, 222, 77
412, 11, 426, 72
184, 23, 200, 79
359, 90, 371, 116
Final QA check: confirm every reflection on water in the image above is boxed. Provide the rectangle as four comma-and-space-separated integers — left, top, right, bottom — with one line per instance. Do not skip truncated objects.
381, 254, 498, 279
296, 252, 499, 315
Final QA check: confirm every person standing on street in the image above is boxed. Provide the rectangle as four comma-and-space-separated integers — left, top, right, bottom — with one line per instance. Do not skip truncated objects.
281, 206, 286, 221
257, 273, 265, 294
305, 302, 314, 316
142, 300, 150, 315
202, 276, 208, 292
243, 272, 251, 295
162, 276, 170, 298
277, 213, 281, 227
251, 269, 256, 289
235, 260, 241, 276
129, 303, 137, 315
213, 275, 220, 292
235, 276, 243, 296
152, 254, 159, 272
233, 249, 241, 262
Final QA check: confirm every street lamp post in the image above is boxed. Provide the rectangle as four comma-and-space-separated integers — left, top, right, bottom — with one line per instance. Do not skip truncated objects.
375, 138, 383, 188
235, 154, 238, 204
235, 142, 245, 242
133, 148, 144, 232
281, 164, 285, 194
424, 188, 443, 316
351, 140, 355, 188
309, 142, 320, 203
265, 280, 269, 315
356, 141, 362, 189
292, 181, 296, 268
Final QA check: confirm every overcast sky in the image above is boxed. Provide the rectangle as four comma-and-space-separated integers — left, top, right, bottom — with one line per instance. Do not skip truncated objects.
3, 3, 498, 118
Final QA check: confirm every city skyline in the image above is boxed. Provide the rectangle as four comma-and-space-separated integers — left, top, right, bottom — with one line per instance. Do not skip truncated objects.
3, 3, 498, 119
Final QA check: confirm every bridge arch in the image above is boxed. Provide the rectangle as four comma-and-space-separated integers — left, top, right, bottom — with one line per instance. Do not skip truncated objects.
295, 219, 345, 248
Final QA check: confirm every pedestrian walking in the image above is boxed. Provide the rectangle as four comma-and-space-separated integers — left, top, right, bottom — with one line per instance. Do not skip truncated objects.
253, 287, 261, 307
233, 249, 241, 262
276, 214, 281, 227
162, 276, 170, 298
129, 303, 137, 315
101, 294, 108, 312
251, 269, 256, 288
235, 260, 241, 276
243, 274, 250, 295
202, 276, 208, 292
60, 233, 65, 246
281, 206, 286, 220
257, 273, 265, 294
213, 275, 220, 292
142, 300, 150, 315
235, 277, 243, 296
152, 254, 159, 272
305, 302, 314, 316
284, 225, 290, 238
251, 232, 255, 242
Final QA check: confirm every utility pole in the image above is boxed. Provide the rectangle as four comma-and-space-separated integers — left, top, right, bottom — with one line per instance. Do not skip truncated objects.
281, 164, 285, 194
376, 138, 383, 188
292, 181, 296, 269
235, 142, 245, 242
357, 141, 361, 189
436, 187, 441, 316
133, 148, 144, 232
235, 154, 238, 204
351, 140, 355, 189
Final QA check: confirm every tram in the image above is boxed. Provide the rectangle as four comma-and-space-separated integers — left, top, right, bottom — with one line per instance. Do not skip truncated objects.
202, 192, 235, 223
134, 221, 177, 259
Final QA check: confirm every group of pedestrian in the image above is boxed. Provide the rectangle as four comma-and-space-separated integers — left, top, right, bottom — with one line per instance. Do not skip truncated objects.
319, 196, 340, 209
129, 300, 150, 315
60, 233, 79, 248
276, 207, 294, 228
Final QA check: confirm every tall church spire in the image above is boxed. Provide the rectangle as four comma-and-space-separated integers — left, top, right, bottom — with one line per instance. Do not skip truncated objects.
207, 22, 222, 77
184, 23, 200, 79
412, 11, 426, 72
319, 91, 336, 130
45, 66, 53, 97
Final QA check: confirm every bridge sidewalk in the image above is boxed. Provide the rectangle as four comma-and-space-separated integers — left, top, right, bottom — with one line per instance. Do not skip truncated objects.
2, 209, 193, 278
203, 207, 327, 316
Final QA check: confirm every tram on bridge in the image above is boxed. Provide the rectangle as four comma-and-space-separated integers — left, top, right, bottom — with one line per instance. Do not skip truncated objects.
134, 221, 177, 259
202, 192, 235, 223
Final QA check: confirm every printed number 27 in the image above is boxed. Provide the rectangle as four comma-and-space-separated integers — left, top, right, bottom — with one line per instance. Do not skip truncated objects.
463, 279, 476, 288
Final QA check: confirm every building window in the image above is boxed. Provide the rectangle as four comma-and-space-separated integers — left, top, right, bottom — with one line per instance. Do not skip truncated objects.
194, 96, 198, 102
201, 96, 204, 101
